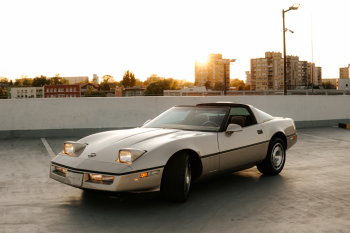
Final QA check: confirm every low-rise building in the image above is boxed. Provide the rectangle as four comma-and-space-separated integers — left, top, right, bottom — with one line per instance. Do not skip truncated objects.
164, 86, 208, 96
44, 84, 81, 98
337, 79, 350, 90
115, 86, 146, 97
78, 83, 99, 96
11, 87, 44, 99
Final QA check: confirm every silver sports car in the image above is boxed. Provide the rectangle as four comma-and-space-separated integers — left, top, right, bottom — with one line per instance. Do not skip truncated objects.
50, 102, 297, 202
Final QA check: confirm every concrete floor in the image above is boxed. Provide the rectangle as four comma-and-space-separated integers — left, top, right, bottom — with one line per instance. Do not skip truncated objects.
1, 127, 350, 233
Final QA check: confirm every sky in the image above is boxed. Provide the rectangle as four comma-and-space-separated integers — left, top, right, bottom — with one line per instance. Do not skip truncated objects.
1, 0, 349, 83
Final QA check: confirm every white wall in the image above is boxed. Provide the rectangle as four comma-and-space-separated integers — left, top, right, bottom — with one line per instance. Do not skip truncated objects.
0, 96, 349, 131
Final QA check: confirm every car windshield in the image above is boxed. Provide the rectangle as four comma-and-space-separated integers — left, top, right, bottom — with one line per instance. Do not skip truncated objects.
142, 106, 229, 132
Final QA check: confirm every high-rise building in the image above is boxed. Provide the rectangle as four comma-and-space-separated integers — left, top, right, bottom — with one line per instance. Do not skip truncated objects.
339, 65, 349, 79
92, 74, 100, 84
195, 53, 235, 89
250, 52, 284, 91
245, 71, 251, 85
307, 63, 322, 86
250, 52, 321, 90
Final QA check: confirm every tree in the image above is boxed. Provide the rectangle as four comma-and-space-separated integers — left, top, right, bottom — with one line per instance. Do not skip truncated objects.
14, 78, 23, 87
86, 86, 95, 95
144, 78, 180, 95
48, 74, 69, 85
230, 78, 246, 90
100, 75, 115, 90
121, 70, 136, 87
204, 81, 211, 90
322, 81, 335, 89
0, 87, 7, 99
143, 73, 160, 86
244, 85, 251, 90
32, 75, 48, 87
101, 75, 115, 84
22, 78, 33, 87
0, 77, 9, 84
183, 81, 194, 87
213, 81, 224, 91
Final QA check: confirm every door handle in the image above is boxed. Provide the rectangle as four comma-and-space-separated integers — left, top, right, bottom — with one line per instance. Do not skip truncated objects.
257, 130, 263, 134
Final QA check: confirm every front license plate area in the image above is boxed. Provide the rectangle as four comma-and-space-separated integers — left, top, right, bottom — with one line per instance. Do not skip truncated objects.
66, 171, 83, 187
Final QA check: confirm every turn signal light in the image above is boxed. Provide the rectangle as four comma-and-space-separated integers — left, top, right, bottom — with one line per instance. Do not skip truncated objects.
140, 172, 148, 178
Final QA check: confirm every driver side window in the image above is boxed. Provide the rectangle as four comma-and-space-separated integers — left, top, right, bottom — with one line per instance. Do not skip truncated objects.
229, 107, 256, 128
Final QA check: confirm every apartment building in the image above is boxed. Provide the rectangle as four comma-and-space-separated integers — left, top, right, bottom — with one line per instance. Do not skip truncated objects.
250, 52, 322, 90
245, 71, 251, 85
44, 84, 81, 98
10, 87, 44, 99
250, 52, 284, 91
195, 53, 235, 89
307, 63, 322, 86
339, 65, 349, 79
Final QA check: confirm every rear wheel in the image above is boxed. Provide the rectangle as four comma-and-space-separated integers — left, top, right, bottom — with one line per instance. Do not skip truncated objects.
161, 152, 191, 202
257, 137, 286, 175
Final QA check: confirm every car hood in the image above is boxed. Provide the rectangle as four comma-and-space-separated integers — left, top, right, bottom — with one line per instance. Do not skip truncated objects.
71, 127, 183, 163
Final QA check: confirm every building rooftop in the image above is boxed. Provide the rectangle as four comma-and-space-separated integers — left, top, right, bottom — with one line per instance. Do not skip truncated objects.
2, 127, 350, 232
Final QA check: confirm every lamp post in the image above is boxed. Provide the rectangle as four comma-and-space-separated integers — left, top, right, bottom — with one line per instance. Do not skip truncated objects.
283, 3, 300, 95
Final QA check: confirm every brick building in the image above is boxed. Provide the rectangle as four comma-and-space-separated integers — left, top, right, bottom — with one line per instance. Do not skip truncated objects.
44, 84, 81, 98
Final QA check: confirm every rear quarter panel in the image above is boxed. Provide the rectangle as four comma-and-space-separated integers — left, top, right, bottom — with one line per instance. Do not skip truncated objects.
261, 118, 297, 150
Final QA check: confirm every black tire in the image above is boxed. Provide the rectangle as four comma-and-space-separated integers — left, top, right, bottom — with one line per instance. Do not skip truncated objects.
257, 137, 286, 175
161, 152, 191, 202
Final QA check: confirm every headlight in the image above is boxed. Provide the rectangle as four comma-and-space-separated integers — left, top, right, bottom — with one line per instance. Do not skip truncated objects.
64, 143, 74, 155
117, 149, 146, 164
63, 141, 87, 156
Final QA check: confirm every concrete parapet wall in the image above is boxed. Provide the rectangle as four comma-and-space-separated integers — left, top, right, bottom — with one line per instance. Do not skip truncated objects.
0, 96, 349, 133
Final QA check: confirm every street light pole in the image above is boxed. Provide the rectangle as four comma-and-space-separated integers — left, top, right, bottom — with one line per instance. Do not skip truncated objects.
282, 3, 300, 96
283, 10, 287, 95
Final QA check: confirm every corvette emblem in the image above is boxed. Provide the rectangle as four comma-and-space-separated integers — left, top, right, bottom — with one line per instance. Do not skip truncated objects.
88, 153, 96, 158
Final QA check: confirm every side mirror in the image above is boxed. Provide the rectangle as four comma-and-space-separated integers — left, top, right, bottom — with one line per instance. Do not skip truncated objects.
226, 124, 243, 134
143, 119, 152, 126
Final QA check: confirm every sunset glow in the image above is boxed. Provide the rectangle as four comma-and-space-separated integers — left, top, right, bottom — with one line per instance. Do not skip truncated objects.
0, 0, 349, 82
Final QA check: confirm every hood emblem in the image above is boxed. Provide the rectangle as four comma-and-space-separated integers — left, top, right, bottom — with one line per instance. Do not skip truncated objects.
88, 153, 97, 158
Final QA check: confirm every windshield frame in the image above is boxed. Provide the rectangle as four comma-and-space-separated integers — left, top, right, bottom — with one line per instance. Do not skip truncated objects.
142, 105, 231, 132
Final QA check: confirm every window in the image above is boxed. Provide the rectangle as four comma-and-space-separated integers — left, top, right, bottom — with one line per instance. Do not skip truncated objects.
54, 88, 57, 92
73, 88, 76, 92
229, 107, 255, 127
66, 88, 69, 92
256, 108, 274, 122
70, 88, 72, 92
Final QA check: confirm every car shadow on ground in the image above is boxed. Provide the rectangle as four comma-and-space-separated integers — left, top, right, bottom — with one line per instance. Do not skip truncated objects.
48, 168, 289, 232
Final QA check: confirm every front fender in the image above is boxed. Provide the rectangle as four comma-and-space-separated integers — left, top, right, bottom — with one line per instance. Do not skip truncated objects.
129, 131, 219, 171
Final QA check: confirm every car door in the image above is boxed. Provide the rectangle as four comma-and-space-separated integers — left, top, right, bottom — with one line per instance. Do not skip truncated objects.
218, 107, 268, 172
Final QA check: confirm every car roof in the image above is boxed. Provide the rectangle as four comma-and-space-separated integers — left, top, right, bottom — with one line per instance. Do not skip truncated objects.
196, 102, 251, 108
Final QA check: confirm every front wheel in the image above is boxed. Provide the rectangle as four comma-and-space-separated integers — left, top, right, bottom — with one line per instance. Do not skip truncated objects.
161, 152, 191, 202
257, 137, 286, 175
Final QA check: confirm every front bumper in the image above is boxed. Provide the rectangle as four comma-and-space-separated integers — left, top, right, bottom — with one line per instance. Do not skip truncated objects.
50, 163, 164, 193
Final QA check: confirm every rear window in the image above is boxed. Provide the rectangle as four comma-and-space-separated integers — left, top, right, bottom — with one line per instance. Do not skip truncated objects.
256, 108, 274, 122
230, 107, 249, 116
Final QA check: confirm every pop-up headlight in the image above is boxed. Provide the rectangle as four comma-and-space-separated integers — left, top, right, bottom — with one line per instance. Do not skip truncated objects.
63, 141, 87, 156
117, 149, 146, 164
